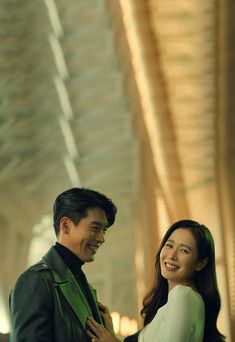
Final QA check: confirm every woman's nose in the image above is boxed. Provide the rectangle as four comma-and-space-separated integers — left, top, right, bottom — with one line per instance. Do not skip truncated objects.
168, 248, 178, 260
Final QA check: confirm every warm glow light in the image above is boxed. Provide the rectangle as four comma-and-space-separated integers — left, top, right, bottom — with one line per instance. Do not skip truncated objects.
111, 312, 120, 334
0, 291, 10, 334
120, 316, 130, 336
128, 319, 138, 335
111, 312, 138, 337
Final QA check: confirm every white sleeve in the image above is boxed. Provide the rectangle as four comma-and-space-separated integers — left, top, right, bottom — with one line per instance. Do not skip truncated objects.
139, 286, 203, 342
163, 286, 196, 342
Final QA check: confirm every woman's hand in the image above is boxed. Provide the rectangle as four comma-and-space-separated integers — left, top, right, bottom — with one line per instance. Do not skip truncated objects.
87, 316, 121, 342
97, 301, 115, 334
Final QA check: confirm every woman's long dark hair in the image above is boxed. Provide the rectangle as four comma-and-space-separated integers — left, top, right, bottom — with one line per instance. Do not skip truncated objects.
141, 220, 226, 342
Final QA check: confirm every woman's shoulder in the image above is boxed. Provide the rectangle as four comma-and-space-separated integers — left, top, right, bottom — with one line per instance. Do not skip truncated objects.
169, 285, 204, 306
168, 285, 205, 321
170, 284, 200, 295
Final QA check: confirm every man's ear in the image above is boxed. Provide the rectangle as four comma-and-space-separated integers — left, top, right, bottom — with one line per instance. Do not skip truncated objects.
195, 257, 209, 272
60, 217, 71, 234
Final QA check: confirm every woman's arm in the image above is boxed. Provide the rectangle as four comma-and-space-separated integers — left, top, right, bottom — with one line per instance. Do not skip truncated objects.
98, 301, 115, 334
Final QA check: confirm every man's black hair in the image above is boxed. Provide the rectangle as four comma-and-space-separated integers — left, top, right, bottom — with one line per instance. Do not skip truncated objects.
53, 187, 117, 236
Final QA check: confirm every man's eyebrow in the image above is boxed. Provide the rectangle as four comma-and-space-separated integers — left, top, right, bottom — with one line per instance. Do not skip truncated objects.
91, 221, 107, 227
91, 221, 102, 225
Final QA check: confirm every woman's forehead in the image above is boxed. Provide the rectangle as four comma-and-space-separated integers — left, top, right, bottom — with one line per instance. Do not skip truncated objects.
167, 228, 197, 248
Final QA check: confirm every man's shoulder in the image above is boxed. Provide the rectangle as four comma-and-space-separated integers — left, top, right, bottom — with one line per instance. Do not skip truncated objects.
26, 246, 58, 274
14, 261, 52, 285
14, 252, 55, 285
28, 260, 51, 272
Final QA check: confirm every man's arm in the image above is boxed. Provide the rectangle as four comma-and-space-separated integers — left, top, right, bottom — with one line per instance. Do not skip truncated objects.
10, 269, 54, 342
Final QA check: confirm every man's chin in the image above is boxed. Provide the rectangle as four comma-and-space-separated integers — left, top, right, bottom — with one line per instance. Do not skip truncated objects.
84, 255, 95, 263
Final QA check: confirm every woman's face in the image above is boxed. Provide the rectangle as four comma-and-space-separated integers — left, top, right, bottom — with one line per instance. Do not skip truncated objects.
160, 228, 202, 291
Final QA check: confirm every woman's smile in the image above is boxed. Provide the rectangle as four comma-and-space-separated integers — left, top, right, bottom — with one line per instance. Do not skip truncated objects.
164, 262, 179, 271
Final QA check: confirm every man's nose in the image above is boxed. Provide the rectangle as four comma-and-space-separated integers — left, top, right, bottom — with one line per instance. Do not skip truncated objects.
96, 230, 105, 243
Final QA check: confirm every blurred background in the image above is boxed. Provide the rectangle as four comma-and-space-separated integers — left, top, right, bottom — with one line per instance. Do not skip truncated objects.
0, 0, 234, 341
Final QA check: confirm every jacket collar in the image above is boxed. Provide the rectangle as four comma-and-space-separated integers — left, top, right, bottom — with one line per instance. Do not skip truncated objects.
42, 246, 102, 330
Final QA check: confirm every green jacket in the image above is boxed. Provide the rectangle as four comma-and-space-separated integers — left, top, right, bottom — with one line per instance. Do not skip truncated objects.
10, 246, 103, 341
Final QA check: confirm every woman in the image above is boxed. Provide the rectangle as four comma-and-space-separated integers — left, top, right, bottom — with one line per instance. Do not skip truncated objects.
87, 220, 226, 341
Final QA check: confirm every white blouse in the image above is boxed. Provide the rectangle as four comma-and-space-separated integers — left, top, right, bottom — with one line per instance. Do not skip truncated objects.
138, 285, 205, 342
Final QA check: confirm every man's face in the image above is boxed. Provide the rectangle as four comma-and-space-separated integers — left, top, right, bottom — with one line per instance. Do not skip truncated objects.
59, 207, 108, 262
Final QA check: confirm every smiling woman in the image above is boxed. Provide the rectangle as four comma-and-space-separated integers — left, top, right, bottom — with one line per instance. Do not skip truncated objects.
159, 228, 208, 291
136, 220, 225, 342
86, 220, 226, 342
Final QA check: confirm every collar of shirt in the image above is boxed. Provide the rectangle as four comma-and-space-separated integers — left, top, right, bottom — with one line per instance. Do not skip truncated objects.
55, 242, 84, 274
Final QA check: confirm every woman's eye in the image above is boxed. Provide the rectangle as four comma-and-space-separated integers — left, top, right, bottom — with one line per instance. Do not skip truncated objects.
165, 243, 172, 248
181, 249, 189, 254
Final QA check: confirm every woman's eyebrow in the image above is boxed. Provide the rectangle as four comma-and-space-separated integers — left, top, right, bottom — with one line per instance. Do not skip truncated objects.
166, 239, 174, 243
166, 239, 192, 250
179, 243, 192, 250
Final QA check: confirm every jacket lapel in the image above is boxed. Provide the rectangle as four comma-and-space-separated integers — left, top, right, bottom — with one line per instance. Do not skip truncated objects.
43, 247, 100, 330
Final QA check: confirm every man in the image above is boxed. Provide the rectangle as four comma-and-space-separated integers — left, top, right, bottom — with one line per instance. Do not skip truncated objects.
10, 187, 117, 341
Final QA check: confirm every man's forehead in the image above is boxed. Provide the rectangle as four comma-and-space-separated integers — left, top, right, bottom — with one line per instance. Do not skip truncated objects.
86, 207, 108, 225
91, 219, 108, 226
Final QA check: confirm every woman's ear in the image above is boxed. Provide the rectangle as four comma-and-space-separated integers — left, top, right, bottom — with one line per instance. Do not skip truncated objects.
195, 257, 209, 271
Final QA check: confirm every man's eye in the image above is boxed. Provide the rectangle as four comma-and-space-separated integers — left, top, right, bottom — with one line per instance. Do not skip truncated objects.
165, 243, 172, 248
